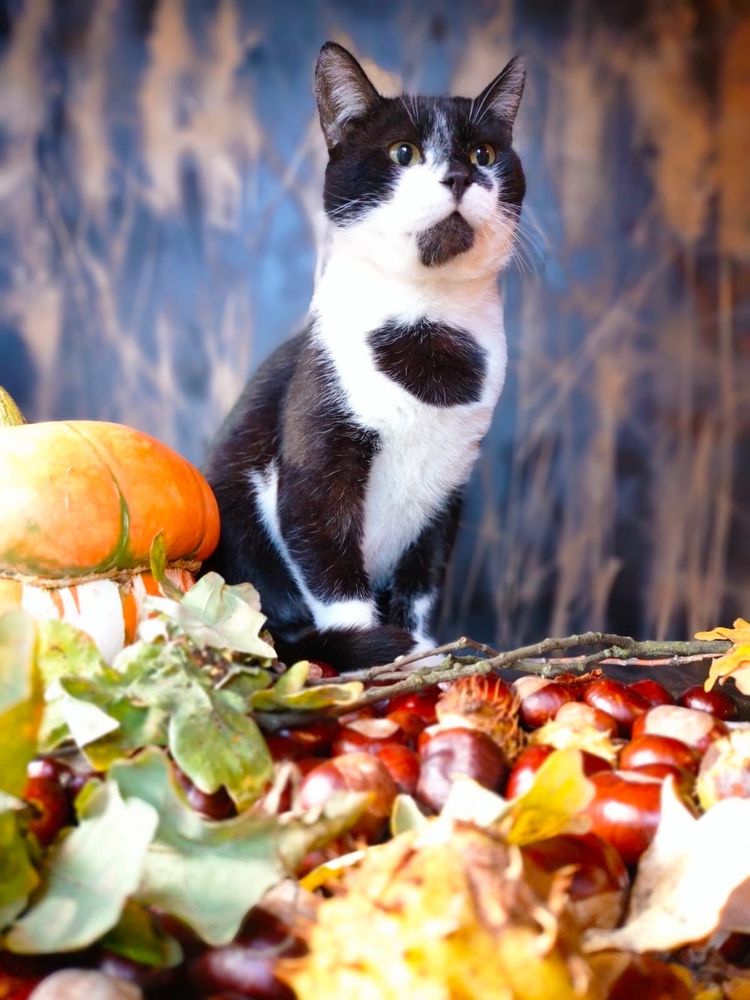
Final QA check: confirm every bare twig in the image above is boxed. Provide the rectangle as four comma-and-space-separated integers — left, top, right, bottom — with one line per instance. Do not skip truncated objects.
257, 630, 734, 731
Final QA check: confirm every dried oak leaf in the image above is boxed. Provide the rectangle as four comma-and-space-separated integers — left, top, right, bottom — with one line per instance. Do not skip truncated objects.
530, 715, 619, 764
282, 820, 591, 1000
585, 779, 750, 954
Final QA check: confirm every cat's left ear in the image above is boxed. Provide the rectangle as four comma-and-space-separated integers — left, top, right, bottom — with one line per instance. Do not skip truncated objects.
474, 55, 526, 130
315, 42, 380, 148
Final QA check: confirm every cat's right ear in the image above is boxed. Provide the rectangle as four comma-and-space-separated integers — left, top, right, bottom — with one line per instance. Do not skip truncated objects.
315, 42, 380, 149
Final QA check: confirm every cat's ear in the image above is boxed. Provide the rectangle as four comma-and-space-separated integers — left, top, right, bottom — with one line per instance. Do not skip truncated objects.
474, 55, 526, 130
315, 42, 380, 148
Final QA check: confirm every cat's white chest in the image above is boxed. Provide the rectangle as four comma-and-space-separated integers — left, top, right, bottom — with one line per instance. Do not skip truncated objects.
361, 396, 495, 584
313, 253, 506, 585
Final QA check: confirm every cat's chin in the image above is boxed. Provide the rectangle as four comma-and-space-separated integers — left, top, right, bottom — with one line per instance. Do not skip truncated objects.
417, 212, 475, 268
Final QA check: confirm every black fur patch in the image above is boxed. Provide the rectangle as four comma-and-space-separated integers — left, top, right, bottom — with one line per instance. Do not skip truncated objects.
275, 624, 414, 671
368, 318, 487, 406
277, 340, 380, 602
417, 211, 475, 266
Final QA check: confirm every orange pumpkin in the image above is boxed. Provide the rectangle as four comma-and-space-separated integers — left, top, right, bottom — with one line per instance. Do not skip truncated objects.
0, 388, 220, 659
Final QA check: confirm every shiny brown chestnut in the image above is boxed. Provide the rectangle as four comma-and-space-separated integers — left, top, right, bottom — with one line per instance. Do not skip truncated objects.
274, 718, 340, 757
23, 759, 72, 845
553, 699, 619, 737
585, 770, 669, 865
618, 734, 701, 775
512, 676, 575, 729
583, 678, 650, 736
628, 678, 674, 707
331, 718, 406, 757
174, 766, 237, 821
385, 708, 428, 742
521, 833, 629, 930
383, 687, 440, 725
298, 752, 398, 839
505, 744, 610, 800
624, 763, 695, 797
678, 683, 738, 721
416, 727, 507, 813
375, 744, 421, 796
631, 704, 729, 753
186, 908, 302, 1000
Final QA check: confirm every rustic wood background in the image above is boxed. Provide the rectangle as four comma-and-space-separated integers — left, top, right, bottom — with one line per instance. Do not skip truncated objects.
1, 0, 748, 647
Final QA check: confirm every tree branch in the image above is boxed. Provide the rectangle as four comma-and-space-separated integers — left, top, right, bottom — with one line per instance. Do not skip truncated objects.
257, 632, 730, 731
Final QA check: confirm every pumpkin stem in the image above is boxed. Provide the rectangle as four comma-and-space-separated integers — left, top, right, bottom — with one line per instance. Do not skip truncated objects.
0, 387, 26, 427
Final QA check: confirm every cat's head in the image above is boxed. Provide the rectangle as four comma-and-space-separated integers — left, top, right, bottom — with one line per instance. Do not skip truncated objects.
315, 42, 526, 281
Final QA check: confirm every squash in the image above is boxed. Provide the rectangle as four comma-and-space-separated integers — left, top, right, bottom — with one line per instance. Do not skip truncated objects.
0, 388, 220, 659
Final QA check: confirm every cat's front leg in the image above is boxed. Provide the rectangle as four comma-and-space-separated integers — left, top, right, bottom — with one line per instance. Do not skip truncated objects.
272, 458, 414, 670
386, 490, 463, 660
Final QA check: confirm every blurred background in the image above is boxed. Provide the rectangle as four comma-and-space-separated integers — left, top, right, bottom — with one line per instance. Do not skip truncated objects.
1, 0, 748, 648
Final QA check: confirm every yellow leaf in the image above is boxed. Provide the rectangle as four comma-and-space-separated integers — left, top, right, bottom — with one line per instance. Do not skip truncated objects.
502, 749, 594, 846
530, 716, 618, 764
705, 642, 750, 693
695, 618, 750, 643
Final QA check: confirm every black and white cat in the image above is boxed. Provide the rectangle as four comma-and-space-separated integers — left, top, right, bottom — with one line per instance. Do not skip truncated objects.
203, 41, 526, 670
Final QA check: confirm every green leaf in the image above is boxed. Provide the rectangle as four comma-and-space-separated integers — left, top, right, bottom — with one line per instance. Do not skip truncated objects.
99, 900, 182, 969
250, 661, 363, 713
169, 690, 272, 811
4, 780, 158, 953
111, 748, 364, 946
144, 573, 276, 659
0, 611, 41, 795
36, 620, 120, 754
390, 794, 429, 837
149, 531, 185, 601
0, 807, 39, 931
36, 619, 109, 686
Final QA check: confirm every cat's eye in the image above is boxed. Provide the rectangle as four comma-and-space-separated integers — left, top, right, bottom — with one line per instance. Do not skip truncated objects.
469, 143, 496, 167
388, 141, 423, 167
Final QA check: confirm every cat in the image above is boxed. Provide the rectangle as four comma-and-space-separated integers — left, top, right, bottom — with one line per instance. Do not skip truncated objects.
202, 41, 526, 670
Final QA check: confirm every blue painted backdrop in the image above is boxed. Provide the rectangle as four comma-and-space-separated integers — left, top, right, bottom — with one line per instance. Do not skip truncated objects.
1, 0, 748, 646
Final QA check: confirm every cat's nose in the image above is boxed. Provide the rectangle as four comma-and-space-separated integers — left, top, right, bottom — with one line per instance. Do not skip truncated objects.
442, 162, 472, 201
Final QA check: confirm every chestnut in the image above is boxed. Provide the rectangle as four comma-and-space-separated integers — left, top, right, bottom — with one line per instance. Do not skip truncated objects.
308, 659, 338, 678
274, 719, 339, 757
521, 833, 629, 930
331, 718, 405, 757
174, 767, 237, 821
23, 759, 72, 845
618, 734, 701, 775
375, 744, 421, 796
631, 704, 729, 753
624, 763, 695, 797
186, 908, 302, 1000
553, 700, 619, 738
628, 678, 674, 707
512, 676, 575, 729
505, 745, 610, 800
585, 769, 691, 865
678, 684, 738, 721
383, 688, 440, 725
298, 753, 398, 839
384, 708, 427, 742
416, 727, 507, 813
583, 678, 650, 736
